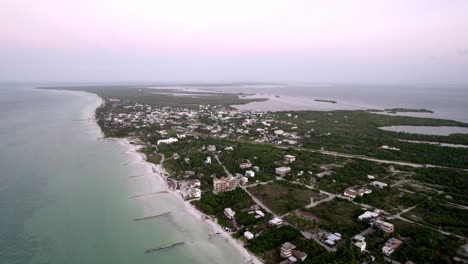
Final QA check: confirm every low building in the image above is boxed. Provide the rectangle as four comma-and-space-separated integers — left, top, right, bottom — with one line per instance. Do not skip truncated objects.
269, 217, 283, 226
358, 210, 380, 221
284, 154, 296, 163
186, 179, 201, 188
324, 233, 342, 247
370, 181, 388, 189
239, 176, 249, 186
274, 129, 284, 135
239, 161, 252, 169
205, 156, 212, 164
253, 166, 260, 172
207, 145, 216, 152
280, 242, 296, 258
181, 187, 201, 200
293, 250, 307, 261
244, 231, 254, 240
275, 166, 291, 176
157, 137, 178, 145
374, 220, 394, 233
245, 170, 255, 177
255, 210, 265, 218
224, 208, 236, 219
353, 241, 367, 252
213, 176, 239, 193
382, 238, 402, 256
344, 186, 372, 199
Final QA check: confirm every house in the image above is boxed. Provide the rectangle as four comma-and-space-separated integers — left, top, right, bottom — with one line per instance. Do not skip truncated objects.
186, 179, 201, 188
280, 242, 296, 258
374, 220, 394, 233
370, 181, 388, 189
253, 166, 260, 172
380, 145, 400, 151
344, 186, 372, 199
205, 156, 212, 164
269, 217, 283, 226
239, 161, 252, 169
367, 174, 375, 179
317, 171, 334, 178
358, 210, 380, 221
184, 157, 191, 164
157, 137, 178, 145
255, 210, 265, 218
274, 129, 285, 135
173, 153, 180, 160
324, 233, 342, 246
213, 176, 239, 193
284, 155, 296, 163
207, 145, 216, 152
275, 166, 291, 176
184, 170, 196, 177
353, 241, 367, 252
382, 238, 402, 256
293, 250, 307, 261
181, 187, 201, 200
224, 208, 236, 219
244, 231, 254, 240
239, 176, 249, 186
245, 170, 255, 177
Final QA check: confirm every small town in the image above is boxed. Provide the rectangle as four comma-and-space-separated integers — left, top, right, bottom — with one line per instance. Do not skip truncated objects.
95, 97, 467, 264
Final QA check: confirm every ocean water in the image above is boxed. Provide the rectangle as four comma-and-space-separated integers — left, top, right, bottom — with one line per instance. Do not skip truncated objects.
0, 84, 246, 264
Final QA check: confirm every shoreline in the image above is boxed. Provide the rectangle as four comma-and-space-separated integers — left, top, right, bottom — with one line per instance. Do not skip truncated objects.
83, 94, 263, 264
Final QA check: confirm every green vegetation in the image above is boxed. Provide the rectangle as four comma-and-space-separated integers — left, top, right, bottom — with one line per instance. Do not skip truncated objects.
247, 180, 319, 215
308, 198, 367, 237
247, 226, 301, 253
192, 188, 254, 216
403, 200, 468, 237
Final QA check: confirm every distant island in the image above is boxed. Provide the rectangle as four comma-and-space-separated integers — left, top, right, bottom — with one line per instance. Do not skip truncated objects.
384, 108, 434, 114
314, 99, 337, 104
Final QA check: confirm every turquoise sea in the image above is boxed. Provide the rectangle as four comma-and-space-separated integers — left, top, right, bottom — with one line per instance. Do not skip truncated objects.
0, 84, 247, 264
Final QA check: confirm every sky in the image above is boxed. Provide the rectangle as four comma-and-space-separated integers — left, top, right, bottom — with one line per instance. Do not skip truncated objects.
1, 0, 468, 84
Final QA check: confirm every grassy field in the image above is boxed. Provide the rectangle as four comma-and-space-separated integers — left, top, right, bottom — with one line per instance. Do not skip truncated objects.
247, 180, 319, 215
308, 198, 367, 237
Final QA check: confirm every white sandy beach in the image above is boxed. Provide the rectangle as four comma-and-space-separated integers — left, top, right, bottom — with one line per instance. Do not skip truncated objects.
81, 93, 263, 264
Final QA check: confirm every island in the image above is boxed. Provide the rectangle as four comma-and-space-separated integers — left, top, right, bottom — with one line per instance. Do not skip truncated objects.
384, 108, 434, 114
38, 85, 468, 264
314, 99, 337, 104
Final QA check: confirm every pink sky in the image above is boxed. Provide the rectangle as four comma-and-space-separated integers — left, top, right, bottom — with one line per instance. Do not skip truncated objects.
1, 0, 468, 82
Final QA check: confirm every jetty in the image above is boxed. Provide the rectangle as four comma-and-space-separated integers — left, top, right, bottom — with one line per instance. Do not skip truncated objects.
134, 212, 171, 221
145, 242, 184, 253
129, 191, 169, 199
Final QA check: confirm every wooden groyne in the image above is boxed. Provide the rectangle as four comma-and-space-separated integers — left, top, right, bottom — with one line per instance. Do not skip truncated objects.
134, 212, 171, 221
129, 190, 169, 199
145, 242, 184, 253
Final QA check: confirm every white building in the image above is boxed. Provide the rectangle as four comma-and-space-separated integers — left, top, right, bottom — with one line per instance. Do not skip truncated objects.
269, 217, 283, 226
358, 211, 380, 221
245, 170, 255, 177
207, 145, 216, 152
284, 155, 296, 163
205, 156, 212, 164
275, 166, 291, 176
244, 231, 254, 240
224, 208, 236, 219
157, 137, 178, 145
274, 129, 284, 135
371, 181, 388, 189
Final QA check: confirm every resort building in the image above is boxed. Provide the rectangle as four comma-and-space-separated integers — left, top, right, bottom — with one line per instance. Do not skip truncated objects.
275, 166, 291, 176
239, 161, 252, 169
213, 176, 239, 193
239, 176, 249, 186
358, 210, 380, 221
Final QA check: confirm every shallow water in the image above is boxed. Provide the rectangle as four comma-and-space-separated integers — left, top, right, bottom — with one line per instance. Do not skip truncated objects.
0, 84, 246, 264
379, 125, 468, 136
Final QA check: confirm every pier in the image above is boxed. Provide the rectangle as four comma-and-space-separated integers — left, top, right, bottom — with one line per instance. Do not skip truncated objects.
145, 242, 184, 253
134, 212, 171, 221
129, 191, 169, 199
